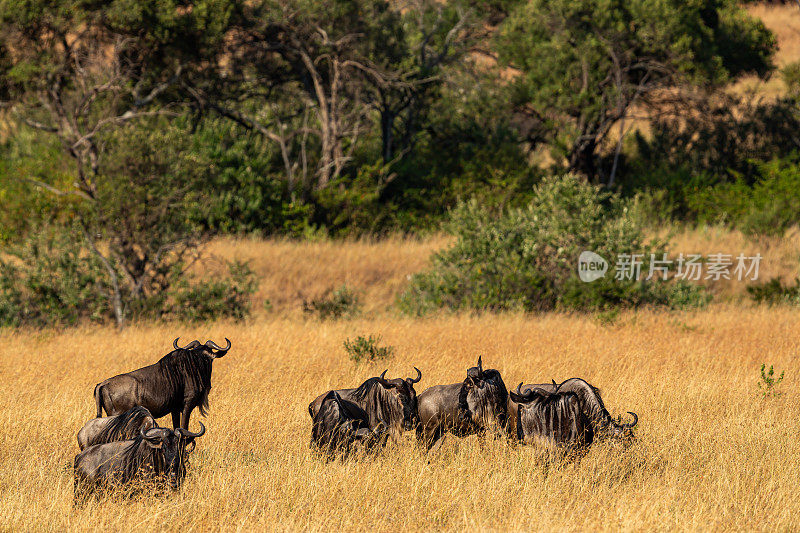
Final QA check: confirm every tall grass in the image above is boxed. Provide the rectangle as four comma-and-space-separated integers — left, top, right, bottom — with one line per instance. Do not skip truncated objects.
0, 308, 798, 530
1, 233, 799, 530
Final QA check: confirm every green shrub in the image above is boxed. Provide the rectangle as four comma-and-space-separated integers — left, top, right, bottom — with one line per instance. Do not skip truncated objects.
168, 261, 259, 322
747, 277, 800, 306
303, 285, 361, 320
399, 175, 706, 314
0, 226, 259, 328
758, 363, 785, 399
343, 335, 395, 364
0, 225, 117, 327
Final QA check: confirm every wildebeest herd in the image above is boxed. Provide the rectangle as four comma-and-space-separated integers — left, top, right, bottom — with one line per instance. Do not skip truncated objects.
73, 340, 638, 500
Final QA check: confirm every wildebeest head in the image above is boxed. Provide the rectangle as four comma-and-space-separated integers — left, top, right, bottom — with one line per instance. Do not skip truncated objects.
458, 356, 508, 431
139, 423, 205, 490
312, 391, 387, 458
352, 368, 422, 434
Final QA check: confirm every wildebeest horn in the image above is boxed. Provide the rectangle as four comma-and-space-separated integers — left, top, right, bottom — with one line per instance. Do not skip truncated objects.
408, 367, 422, 384
174, 338, 201, 350
377, 369, 393, 387
477, 356, 483, 374
176, 422, 206, 439
515, 382, 523, 396
205, 338, 231, 352
623, 412, 638, 429
551, 379, 557, 387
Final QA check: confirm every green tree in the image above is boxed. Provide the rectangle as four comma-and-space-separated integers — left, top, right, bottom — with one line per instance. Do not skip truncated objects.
494, 0, 776, 183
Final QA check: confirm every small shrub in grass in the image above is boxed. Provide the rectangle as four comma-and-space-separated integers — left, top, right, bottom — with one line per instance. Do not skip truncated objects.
758, 364, 784, 399
303, 285, 360, 320
344, 335, 394, 364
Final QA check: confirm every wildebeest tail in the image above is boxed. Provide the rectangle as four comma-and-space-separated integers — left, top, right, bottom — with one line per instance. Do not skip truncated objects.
94, 383, 104, 418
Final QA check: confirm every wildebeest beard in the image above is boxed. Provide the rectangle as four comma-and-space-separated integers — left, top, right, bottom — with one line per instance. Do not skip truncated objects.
351, 377, 404, 435
457, 369, 508, 435
93, 407, 154, 446
117, 435, 187, 487
159, 348, 213, 416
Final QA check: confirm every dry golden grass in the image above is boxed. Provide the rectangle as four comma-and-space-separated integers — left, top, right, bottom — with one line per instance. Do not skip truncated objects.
1, 234, 799, 531
200, 236, 450, 315
1, 308, 799, 531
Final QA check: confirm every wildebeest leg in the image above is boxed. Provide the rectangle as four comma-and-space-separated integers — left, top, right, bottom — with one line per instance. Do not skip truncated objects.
429, 432, 447, 454
171, 411, 181, 430
180, 407, 192, 430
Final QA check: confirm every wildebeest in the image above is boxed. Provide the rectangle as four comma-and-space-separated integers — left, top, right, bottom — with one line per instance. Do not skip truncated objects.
508, 378, 638, 444
93, 338, 230, 429
77, 406, 156, 451
311, 390, 388, 459
509, 383, 593, 455
307, 368, 422, 440
73, 423, 205, 497
416, 357, 508, 451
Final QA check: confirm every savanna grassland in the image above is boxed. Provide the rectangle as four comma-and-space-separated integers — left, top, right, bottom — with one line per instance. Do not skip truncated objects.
1, 234, 799, 532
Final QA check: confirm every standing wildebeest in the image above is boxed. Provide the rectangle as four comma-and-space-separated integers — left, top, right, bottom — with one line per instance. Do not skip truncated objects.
307, 368, 421, 440
507, 378, 638, 444
416, 357, 508, 451
74, 423, 205, 497
77, 406, 156, 451
509, 383, 593, 455
93, 338, 230, 429
311, 390, 388, 459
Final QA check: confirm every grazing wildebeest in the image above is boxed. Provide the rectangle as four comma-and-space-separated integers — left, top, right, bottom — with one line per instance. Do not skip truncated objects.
509, 383, 593, 455
77, 406, 156, 451
93, 338, 230, 429
307, 368, 421, 440
311, 390, 388, 459
73, 423, 205, 497
416, 357, 508, 451
507, 378, 638, 444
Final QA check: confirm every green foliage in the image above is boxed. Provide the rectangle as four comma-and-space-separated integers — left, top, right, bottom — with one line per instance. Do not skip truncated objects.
747, 278, 800, 306
303, 285, 361, 320
343, 334, 395, 364
495, 0, 776, 179
0, 225, 117, 327
399, 175, 700, 314
168, 261, 259, 323
0, 225, 259, 328
758, 363, 784, 399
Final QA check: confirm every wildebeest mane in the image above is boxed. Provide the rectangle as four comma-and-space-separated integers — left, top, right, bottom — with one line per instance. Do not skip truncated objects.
117, 435, 168, 483
93, 407, 153, 447
457, 369, 508, 430
350, 377, 402, 431
157, 348, 213, 416
516, 390, 593, 448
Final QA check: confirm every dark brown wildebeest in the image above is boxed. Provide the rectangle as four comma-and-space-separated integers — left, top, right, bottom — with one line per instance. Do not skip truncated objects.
77, 406, 156, 451
507, 378, 638, 444
93, 338, 230, 429
307, 368, 421, 441
311, 390, 388, 459
508, 383, 593, 455
73, 423, 205, 497
416, 357, 508, 452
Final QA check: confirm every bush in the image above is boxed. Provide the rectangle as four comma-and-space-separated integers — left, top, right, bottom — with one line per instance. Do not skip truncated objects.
747, 278, 800, 306
398, 175, 707, 314
343, 335, 395, 364
303, 285, 361, 320
167, 261, 259, 322
0, 225, 119, 327
0, 225, 259, 328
